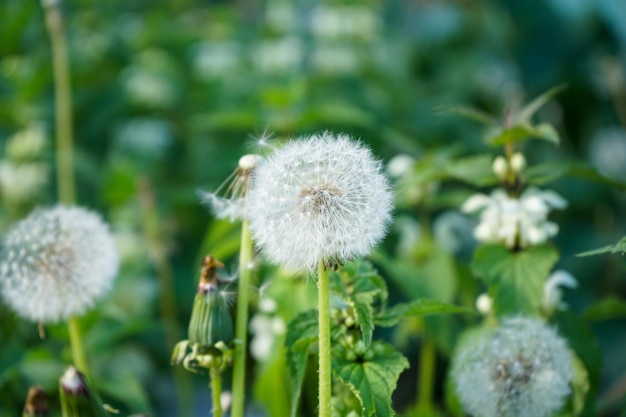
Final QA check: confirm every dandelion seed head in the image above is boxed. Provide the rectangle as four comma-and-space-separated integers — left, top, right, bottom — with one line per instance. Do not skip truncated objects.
247, 132, 393, 272
0, 206, 119, 323
452, 317, 573, 417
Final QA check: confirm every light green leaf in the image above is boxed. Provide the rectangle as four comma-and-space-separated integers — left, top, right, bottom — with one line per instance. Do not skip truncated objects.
435, 105, 498, 126
332, 342, 409, 417
354, 293, 375, 347
581, 296, 626, 321
284, 310, 318, 417
525, 161, 626, 190
444, 154, 499, 187
471, 244, 558, 316
577, 236, 626, 257
376, 299, 475, 327
488, 122, 560, 146
517, 84, 567, 122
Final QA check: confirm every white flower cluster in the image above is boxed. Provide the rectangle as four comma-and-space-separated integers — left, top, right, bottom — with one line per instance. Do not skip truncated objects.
249, 297, 286, 361
0, 206, 119, 323
452, 317, 573, 417
247, 132, 393, 272
462, 187, 567, 248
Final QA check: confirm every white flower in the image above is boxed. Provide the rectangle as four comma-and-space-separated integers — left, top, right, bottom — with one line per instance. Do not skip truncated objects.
0, 161, 48, 205
249, 312, 285, 361
0, 206, 119, 323
475, 293, 493, 315
452, 317, 573, 417
252, 37, 303, 74
6, 124, 46, 161
386, 154, 415, 178
543, 270, 577, 312
247, 132, 393, 272
462, 187, 567, 248
199, 154, 263, 222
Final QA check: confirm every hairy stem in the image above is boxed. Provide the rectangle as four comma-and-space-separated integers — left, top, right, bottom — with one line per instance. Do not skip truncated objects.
67, 316, 89, 379
210, 368, 223, 417
317, 261, 332, 417
231, 218, 253, 417
44, 2, 76, 205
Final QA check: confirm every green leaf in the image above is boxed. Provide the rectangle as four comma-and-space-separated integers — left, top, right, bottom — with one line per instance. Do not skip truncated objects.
284, 310, 318, 417
487, 122, 560, 146
332, 342, 409, 417
435, 105, 498, 126
581, 296, 626, 321
471, 244, 558, 316
354, 293, 375, 347
517, 84, 567, 122
525, 161, 626, 190
376, 299, 475, 327
577, 236, 626, 257
444, 154, 499, 187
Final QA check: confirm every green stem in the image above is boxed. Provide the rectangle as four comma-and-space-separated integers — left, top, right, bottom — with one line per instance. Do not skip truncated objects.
317, 261, 332, 417
231, 218, 253, 417
44, 2, 76, 205
67, 316, 90, 379
416, 334, 436, 413
210, 368, 223, 417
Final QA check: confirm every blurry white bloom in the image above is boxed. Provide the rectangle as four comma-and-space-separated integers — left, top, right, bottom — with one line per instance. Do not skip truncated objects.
0, 206, 119, 322
6, 124, 46, 161
114, 118, 171, 159
452, 317, 572, 417
462, 187, 567, 249
199, 154, 263, 222
433, 211, 474, 254
265, 1, 295, 33
393, 216, 420, 257
60, 366, 87, 395
220, 391, 232, 413
192, 41, 242, 80
252, 37, 303, 74
475, 293, 493, 315
311, 43, 360, 75
510, 152, 526, 173
249, 311, 285, 361
247, 132, 392, 272
543, 270, 578, 312
588, 127, 626, 180
310, 5, 379, 40
386, 154, 415, 178
0, 162, 48, 205
492, 156, 508, 179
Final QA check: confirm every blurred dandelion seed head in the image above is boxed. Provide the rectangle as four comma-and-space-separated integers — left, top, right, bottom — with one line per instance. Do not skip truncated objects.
247, 132, 393, 272
0, 206, 119, 323
452, 317, 573, 417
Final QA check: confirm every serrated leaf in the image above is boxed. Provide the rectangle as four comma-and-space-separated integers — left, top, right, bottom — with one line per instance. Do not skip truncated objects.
354, 293, 375, 347
444, 154, 499, 187
471, 244, 558, 316
581, 296, 626, 321
517, 84, 567, 122
376, 299, 474, 327
525, 161, 626, 190
332, 342, 409, 417
285, 310, 318, 417
577, 236, 626, 257
488, 122, 560, 146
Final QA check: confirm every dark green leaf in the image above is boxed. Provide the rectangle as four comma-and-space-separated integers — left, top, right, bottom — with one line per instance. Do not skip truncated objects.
517, 84, 567, 122
444, 154, 499, 187
577, 237, 626, 257
284, 310, 318, 417
332, 342, 409, 417
354, 293, 375, 347
581, 297, 626, 321
435, 105, 498, 126
525, 161, 626, 190
376, 299, 475, 327
471, 244, 558, 316
488, 122, 559, 146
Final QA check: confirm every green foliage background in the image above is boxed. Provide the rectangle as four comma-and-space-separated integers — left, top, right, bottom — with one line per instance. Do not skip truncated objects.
1, 0, 626, 415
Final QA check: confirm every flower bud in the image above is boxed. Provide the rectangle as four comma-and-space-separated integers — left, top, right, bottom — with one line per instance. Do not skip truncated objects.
59, 367, 108, 417
492, 156, 508, 179
510, 152, 526, 173
22, 386, 48, 417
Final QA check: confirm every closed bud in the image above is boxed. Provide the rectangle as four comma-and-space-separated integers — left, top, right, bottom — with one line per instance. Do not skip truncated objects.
22, 386, 48, 417
510, 152, 526, 173
59, 367, 108, 417
492, 156, 508, 179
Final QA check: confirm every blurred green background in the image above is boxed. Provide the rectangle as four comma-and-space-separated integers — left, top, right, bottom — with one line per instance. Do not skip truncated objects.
1, 0, 626, 415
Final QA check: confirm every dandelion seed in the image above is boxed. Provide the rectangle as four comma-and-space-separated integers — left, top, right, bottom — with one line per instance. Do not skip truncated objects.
452, 316, 573, 417
247, 132, 393, 272
0, 206, 119, 323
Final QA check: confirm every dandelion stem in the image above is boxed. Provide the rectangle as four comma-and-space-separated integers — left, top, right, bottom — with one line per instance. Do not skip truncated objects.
44, 2, 76, 205
416, 333, 436, 413
317, 260, 332, 417
67, 316, 89, 379
210, 368, 223, 417
231, 218, 253, 417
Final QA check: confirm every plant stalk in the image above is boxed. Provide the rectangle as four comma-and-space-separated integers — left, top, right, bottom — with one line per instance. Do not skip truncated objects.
317, 261, 332, 417
210, 368, 223, 417
44, 2, 76, 205
231, 218, 253, 417
67, 316, 89, 379
416, 333, 436, 413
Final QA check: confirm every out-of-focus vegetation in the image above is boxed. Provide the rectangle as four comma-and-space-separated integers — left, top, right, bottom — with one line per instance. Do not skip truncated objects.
1, 0, 626, 416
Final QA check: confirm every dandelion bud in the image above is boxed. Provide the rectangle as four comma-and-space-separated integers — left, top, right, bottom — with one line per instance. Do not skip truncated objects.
188, 255, 234, 347
22, 386, 48, 417
59, 367, 109, 417
475, 293, 493, 315
248, 132, 393, 272
510, 152, 527, 173
452, 317, 573, 417
492, 156, 508, 179
0, 205, 119, 323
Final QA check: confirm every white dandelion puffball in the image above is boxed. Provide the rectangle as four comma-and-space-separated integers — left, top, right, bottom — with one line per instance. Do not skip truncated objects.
247, 132, 393, 272
452, 317, 573, 417
0, 205, 119, 323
